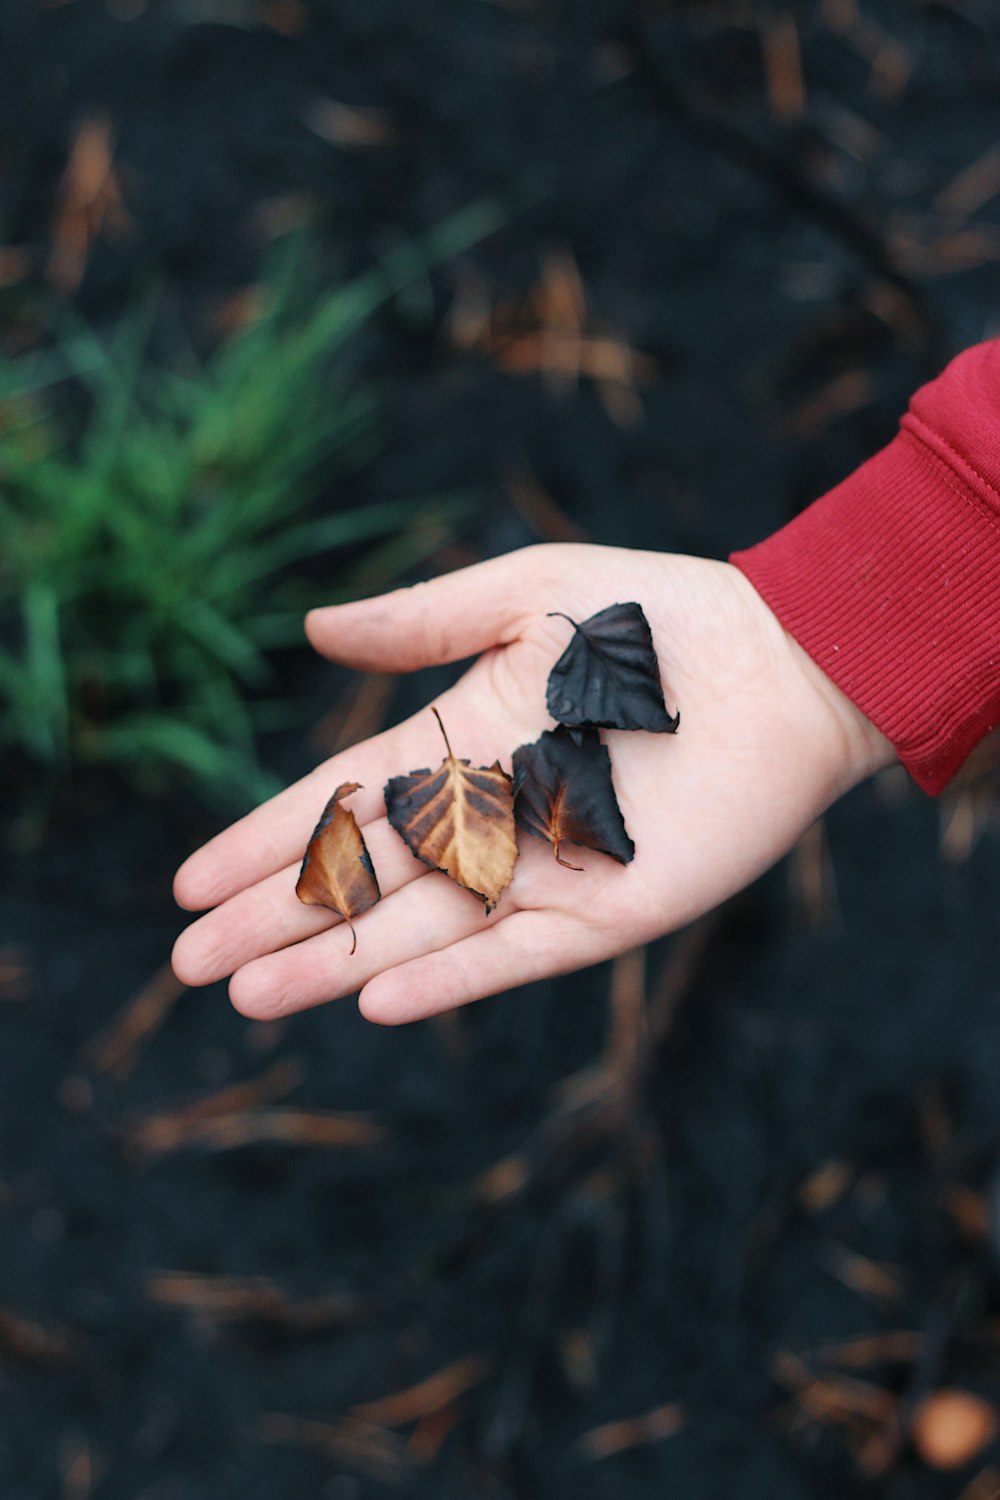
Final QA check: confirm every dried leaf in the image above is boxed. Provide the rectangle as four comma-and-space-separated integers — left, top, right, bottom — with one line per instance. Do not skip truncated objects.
512, 726, 634, 867
296, 782, 380, 953
912, 1390, 999, 1471
384, 709, 516, 913
546, 603, 679, 733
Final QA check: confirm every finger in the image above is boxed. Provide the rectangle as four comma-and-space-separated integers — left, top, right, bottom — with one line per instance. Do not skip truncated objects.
358, 909, 605, 1026
228, 867, 514, 1020
171, 816, 428, 987
304, 546, 553, 672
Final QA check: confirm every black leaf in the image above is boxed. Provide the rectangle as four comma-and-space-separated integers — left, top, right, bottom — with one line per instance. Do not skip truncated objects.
512, 726, 635, 867
546, 602, 679, 733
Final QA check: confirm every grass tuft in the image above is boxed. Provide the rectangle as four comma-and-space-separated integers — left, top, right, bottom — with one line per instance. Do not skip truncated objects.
0, 214, 498, 807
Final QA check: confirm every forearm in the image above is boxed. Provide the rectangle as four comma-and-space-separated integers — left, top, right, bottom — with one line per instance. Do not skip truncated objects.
730, 337, 1000, 795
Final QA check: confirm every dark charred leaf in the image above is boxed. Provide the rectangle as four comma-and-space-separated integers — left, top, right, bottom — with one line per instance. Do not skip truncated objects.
384, 709, 517, 913
546, 602, 679, 733
295, 782, 380, 954
512, 726, 635, 867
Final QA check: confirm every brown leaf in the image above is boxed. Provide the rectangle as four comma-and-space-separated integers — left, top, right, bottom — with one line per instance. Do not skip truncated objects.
384, 709, 516, 913
912, 1391, 999, 1471
296, 782, 381, 953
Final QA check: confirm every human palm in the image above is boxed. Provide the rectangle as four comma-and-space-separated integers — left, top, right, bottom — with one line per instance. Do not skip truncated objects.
172, 544, 893, 1024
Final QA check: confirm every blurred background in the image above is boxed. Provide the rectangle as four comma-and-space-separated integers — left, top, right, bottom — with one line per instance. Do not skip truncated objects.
2, 1, 1000, 1496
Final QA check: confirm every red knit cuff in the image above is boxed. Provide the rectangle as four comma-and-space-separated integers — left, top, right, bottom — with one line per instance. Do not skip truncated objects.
730, 420, 1000, 795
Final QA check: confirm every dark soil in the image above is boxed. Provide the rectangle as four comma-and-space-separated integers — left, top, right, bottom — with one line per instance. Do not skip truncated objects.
3, 2, 1000, 1497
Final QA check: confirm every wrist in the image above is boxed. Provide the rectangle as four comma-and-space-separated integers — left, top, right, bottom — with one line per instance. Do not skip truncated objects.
785, 630, 898, 794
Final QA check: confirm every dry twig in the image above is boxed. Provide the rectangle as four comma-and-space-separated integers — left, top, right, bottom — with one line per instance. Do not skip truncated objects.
146, 1270, 364, 1331
579, 1401, 685, 1460
258, 1413, 409, 1482
84, 962, 186, 1081
351, 1354, 492, 1427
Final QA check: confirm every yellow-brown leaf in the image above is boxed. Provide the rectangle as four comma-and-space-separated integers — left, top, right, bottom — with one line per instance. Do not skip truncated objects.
384, 710, 516, 913
296, 783, 380, 952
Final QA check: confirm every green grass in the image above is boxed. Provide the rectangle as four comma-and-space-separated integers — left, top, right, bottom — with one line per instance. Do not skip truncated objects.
0, 205, 504, 807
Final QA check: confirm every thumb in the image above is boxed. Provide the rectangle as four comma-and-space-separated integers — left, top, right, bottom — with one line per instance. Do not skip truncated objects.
305, 546, 550, 672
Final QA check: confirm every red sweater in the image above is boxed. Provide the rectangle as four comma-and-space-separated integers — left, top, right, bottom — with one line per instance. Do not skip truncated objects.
730, 337, 1000, 795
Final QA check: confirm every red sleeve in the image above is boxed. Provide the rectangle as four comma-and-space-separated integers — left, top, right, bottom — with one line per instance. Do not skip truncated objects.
729, 337, 1000, 795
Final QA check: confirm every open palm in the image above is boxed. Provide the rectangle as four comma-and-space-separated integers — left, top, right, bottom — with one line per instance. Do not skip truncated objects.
171, 544, 893, 1024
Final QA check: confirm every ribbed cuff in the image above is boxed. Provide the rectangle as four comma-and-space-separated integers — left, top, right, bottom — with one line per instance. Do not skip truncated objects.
730, 417, 1000, 795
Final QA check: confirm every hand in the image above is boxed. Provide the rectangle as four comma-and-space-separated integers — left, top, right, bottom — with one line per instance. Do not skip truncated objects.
171, 544, 895, 1025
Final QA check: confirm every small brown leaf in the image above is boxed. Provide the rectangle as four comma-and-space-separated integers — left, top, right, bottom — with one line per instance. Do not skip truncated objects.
912, 1390, 999, 1470
512, 725, 634, 867
295, 783, 380, 953
384, 709, 516, 913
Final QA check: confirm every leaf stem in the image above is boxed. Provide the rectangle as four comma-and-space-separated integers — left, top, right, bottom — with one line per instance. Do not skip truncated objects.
430, 705, 454, 759
546, 612, 578, 631
553, 840, 584, 872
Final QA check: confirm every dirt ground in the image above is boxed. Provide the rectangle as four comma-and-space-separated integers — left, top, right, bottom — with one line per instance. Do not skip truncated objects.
3, 2, 1000, 1496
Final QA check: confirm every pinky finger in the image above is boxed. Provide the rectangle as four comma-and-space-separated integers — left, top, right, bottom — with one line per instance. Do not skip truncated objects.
358, 910, 601, 1026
